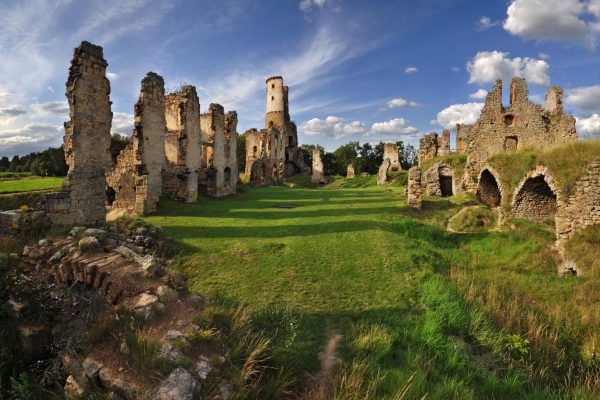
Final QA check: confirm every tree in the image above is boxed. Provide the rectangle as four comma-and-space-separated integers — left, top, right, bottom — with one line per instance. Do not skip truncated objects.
331, 142, 359, 175
299, 144, 325, 167
236, 133, 246, 173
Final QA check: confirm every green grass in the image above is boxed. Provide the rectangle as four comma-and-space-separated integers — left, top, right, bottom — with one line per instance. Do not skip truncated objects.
421, 152, 467, 178
0, 177, 64, 194
0, 171, 33, 180
447, 206, 497, 233
145, 180, 600, 399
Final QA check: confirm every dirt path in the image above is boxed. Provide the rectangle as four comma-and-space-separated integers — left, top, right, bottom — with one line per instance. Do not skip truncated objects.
315, 333, 342, 383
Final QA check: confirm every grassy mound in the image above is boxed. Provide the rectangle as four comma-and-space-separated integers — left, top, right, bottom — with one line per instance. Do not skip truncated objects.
487, 139, 600, 207
447, 206, 496, 233
564, 225, 600, 277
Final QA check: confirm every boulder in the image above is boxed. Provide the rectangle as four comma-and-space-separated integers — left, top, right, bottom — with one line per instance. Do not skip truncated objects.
78, 236, 100, 253
195, 355, 212, 380
131, 293, 159, 320
159, 343, 185, 363
154, 367, 199, 400
99, 367, 140, 398
69, 226, 86, 238
157, 285, 177, 303
82, 357, 103, 381
141, 255, 159, 276
64, 375, 86, 399
83, 228, 108, 241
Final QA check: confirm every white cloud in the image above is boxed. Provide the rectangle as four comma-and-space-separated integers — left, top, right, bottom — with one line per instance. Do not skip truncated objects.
0, 123, 63, 155
435, 102, 484, 129
386, 97, 422, 109
576, 114, 600, 136
477, 16, 500, 30
107, 72, 119, 80
538, 52, 550, 60
299, 0, 328, 11
566, 85, 600, 112
451, 66, 461, 72
300, 116, 367, 139
370, 118, 418, 136
31, 101, 69, 117
467, 51, 550, 86
112, 112, 134, 136
503, 0, 598, 49
0, 106, 27, 118
469, 89, 488, 99
405, 67, 418, 74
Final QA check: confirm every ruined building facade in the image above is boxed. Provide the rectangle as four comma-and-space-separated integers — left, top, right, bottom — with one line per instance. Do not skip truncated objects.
47, 41, 113, 225
106, 72, 166, 219
200, 104, 238, 197
418, 130, 450, 167
462, 78, 577, 189
163, 86, 202, 203
383, 143, 401, 171
245, 76, 308, 185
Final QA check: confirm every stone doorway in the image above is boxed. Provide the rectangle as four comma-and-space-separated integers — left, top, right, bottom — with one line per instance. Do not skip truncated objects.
477, 170, 501, 207
440, 175, 453, 196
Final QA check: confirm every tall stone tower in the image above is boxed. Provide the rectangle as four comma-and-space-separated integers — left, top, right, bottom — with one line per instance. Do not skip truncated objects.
265, 76, 288, 132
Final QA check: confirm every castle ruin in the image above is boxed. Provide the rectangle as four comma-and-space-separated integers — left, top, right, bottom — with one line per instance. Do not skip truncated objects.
200, 104, 238, 197
311, 148, 326, 184
106, 72, 167, 219
47, 41, 113, 225
163, 85, 202, 203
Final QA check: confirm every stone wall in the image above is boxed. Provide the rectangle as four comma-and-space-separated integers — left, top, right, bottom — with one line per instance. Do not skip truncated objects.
456, 124, 471, 153
244, 128, 282, 186
383, 143, 401, 171
377, 158, 390, 185
0, 209, 46, 235
476, 167, 503, 208
311, 149, 326, 184
424, 162, 459, 197
48, 41, 113, 226
199, 104, 236, 197
461, 78, 577, 190
346, 164, 355, 179
438, 130, 451, 156
106, 72, 166, 219
418, 132, 439, 167
163, 85, 201, 202
407, 167, 423, 209
555, 162, 600, 250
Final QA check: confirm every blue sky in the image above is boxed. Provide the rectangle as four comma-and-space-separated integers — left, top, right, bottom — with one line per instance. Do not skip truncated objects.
1, 0, 600, 156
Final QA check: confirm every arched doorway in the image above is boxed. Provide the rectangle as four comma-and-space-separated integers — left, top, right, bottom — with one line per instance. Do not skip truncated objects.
512, 175, 557, 222
477, 169, 501, 207
439, 165, 453, 197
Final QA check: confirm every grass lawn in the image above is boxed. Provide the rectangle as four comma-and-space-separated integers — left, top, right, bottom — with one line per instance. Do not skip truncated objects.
0, 177, 64, 194
145, 177, 599, 399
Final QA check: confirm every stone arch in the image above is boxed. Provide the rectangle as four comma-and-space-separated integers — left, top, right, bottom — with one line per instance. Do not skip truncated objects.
438, 164, 454, 197
511, 166, 560, 223
477, 167, 502, 207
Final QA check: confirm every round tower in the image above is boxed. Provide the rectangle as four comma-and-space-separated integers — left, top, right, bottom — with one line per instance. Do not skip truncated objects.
265, 76, 287, 131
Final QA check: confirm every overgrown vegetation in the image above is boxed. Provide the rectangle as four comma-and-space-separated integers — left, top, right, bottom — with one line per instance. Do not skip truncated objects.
420, 152, 468, 179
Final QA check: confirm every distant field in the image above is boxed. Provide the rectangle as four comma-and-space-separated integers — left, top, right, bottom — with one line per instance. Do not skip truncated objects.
0, 177, 64, 194
0, 171, 33, 180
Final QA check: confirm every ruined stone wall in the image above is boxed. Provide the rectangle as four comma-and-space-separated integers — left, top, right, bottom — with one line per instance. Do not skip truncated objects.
244, 128, 283, 186
438, 130, 451, 156
383, 143, 401, 171
198, 103, 236, 197
106, 72, 166, 219
418, 133, 439, 167
555, 162, 600, 250
346, 164, 355, 179
311, 149, 326, 184
48, 41, 112, 225
377, 159, 390, 185
462, 78, 577, 190
408, 167, 423, 209
163, 86, 201, 202
424, 163, 461, 196
455, 124, 471, 153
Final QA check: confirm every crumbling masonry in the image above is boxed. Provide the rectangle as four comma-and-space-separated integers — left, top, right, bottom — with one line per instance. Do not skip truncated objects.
311, 149, 327, 184
106, 72, 167, 219
200, 104, 238, 197
47, 41, 113, 225
245, 76, 308, 185
383, 143, 401, 171
163, 85, 202, 203
408, 166, 423, 209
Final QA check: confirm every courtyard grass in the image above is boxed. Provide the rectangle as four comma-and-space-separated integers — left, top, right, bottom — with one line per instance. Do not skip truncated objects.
0, 176, 63, 194
145, 180, 600, 399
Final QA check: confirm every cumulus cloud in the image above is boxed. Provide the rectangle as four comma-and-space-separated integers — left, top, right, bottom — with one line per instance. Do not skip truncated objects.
0, 123, 63, 155
370, 118, 418, 136
477, 16, 500, 30
300, 116, 367, 139
112, 112, 134, 136
31, 101, 69, 117
435, 103, 484, 129
566, 85, 600, 112
538, 52, 550, 60
503, 0, 599, 49
467, 51, 550, 85
106, 72, 119, 80
405, 67, 418, 74
386, 97, 423, 109
469, 89, 488, 100
0, 106, 27, 118
576, 114, 600, 136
